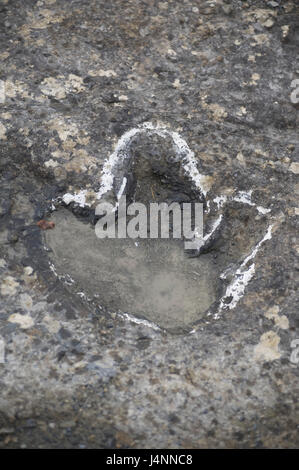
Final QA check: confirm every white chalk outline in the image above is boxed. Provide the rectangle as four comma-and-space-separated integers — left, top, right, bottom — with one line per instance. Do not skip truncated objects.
214, 224, 273, 319
56, 122, 274, 329
62, 122, 207, 208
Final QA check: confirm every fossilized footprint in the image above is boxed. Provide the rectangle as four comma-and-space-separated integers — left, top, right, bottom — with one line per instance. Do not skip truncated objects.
45, 122, 274, 332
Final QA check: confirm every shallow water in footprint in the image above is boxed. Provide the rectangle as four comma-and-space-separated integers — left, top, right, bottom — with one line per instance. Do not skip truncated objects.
43, 132, 269, 332
44, 209, 221, 332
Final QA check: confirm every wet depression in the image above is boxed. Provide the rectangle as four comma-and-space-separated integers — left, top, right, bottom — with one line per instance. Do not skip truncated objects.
44, 208, 220, 332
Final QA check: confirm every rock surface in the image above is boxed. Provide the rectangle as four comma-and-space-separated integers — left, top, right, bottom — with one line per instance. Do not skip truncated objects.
0, 0, 298, 448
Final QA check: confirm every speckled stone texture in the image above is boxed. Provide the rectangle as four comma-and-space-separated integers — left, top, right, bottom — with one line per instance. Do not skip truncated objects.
0, 0, 298, 448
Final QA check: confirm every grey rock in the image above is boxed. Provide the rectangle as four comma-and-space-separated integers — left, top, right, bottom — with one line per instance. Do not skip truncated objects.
0, 0, 298, 450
